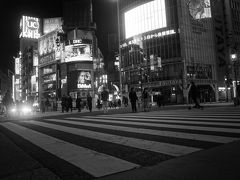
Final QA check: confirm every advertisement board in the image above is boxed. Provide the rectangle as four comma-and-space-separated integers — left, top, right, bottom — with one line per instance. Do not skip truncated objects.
64, 44, 92, 62
68, 70, 92, 90
124, 0, 167, 39
38, 31, 57, 56
20, 16, 41, 39
43, 18, 62, 34
188, 0, 211, 20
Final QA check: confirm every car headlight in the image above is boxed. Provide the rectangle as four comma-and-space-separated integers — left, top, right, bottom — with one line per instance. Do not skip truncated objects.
21, 106, 32, 113
11, 107, 17, 113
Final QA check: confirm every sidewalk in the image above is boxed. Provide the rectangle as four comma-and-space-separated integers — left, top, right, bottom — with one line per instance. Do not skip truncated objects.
0, 101, 235, 121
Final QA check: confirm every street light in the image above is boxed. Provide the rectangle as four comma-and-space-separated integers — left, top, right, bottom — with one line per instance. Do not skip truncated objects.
230, 53, 238, 105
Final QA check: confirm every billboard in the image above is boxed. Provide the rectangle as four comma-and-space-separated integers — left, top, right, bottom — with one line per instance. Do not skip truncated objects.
38, 31, 57, 56
68, 71, 92, 90
124, 0, 167, 39
43, 18, 62, 34
188, 0, 211, 20
64, 43, 92, 62
20, 16, 41, 39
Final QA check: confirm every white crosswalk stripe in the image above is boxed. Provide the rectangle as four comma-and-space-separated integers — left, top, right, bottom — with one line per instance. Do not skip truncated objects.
66, 117, 240, 133
1, 122, 139, 177
30, 119, 201, 156
1, 107, 240, 178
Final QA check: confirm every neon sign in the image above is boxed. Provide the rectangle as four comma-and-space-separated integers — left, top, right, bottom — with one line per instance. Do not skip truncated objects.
20, 16, 41, 39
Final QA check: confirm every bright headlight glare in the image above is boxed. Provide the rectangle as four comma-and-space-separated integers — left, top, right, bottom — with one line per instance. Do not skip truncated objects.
21, 106, 31, 113
11, 108, 17, 112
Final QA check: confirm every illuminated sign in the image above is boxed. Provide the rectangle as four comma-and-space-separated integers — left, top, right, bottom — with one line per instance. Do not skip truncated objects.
43, 18, 62, 34
64, 44, 92, 62
188, 0, 211, 20
121, 29, 176, 48
15, 58, 20, 75
124, 0, 167, 39
20, 16, 41, 39
68, 70, 92, 90
77, 71, 92, 89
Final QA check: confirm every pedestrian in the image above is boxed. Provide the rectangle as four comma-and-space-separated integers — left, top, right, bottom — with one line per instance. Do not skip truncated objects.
45, 98, 50, 111
189, 82, 203, 109
76, 95, 82, 112
67, 95, 73, 112
101, 86, 109, 113
2, 90, 13, 116
61, 95, 66, 113
87, 92, 93, 112
97, 98, 101, 110
129, 87, 138, 113
40, 100, 45, 113
156, 91, 163, 107
142, 88, 150, 111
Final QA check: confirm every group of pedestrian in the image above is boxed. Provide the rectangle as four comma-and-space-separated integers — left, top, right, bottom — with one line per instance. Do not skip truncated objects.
129, 87, 151, 113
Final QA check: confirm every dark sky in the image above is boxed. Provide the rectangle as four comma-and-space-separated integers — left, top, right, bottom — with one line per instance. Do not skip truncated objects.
0, 0, 117, 72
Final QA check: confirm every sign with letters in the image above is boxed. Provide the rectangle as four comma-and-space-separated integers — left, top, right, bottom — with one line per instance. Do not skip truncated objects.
20, 16, 41, 39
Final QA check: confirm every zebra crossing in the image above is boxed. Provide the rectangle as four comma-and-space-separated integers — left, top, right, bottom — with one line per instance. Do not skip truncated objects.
1, 107, 240, 179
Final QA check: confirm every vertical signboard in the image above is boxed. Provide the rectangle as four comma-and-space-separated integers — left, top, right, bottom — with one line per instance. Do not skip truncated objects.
20, 16, 41, 39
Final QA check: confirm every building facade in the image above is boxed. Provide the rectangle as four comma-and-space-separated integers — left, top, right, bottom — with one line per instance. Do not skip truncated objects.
212, 0, 240, 102
118, 0, 217, 104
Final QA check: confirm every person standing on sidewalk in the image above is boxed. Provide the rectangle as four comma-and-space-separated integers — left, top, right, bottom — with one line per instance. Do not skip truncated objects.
76, 95, 82, 112
87, 92, 92, 112
129, 87, 138, 113
101, 87, 109, 113
142, 88, 150, 111
61, 95, 66, 113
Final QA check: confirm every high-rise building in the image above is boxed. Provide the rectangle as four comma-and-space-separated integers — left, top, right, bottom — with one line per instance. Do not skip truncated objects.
118, 0, 216, 104
212, 0, 240, 101
19, 15, 41, 102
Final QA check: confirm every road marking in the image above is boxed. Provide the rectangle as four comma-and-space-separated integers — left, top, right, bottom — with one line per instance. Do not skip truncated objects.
45, 118, 237, 143
85, 116, 240, 127
66, 117, 240, 134
2, 122, 139, 177
27, 120, 201, 156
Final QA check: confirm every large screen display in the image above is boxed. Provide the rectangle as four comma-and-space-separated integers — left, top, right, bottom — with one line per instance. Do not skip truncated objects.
64, 44, 92, 62
124, 0, 167, 39
43, 18, 62, 34
188, 0, 211, 20
68, 71, 92, 90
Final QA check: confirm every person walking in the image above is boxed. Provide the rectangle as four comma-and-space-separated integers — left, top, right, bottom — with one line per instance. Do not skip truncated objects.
67, 95, 73, 112
142, 88, 150, 111
76, 95, 82, 112
40, 100, 45, 113
129, 87, 138, 113
189, 82, 203, 109
61, 95, 66, 113
87, 92, 93, 112
101, 87, 109, 113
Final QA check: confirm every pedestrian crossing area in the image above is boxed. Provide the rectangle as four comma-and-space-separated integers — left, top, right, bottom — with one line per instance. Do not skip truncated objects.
1, 107, 240, 179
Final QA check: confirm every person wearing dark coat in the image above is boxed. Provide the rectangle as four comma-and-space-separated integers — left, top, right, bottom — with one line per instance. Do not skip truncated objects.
87, 93, 92, 112
76, 96, 82, 112
189, 82, 202, 108
61, 95, 67, 113
129, 87, 138, 112
67, 95, 73, 112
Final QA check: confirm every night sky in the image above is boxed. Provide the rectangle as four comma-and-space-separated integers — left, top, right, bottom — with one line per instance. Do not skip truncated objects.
0, 0, 117, 72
